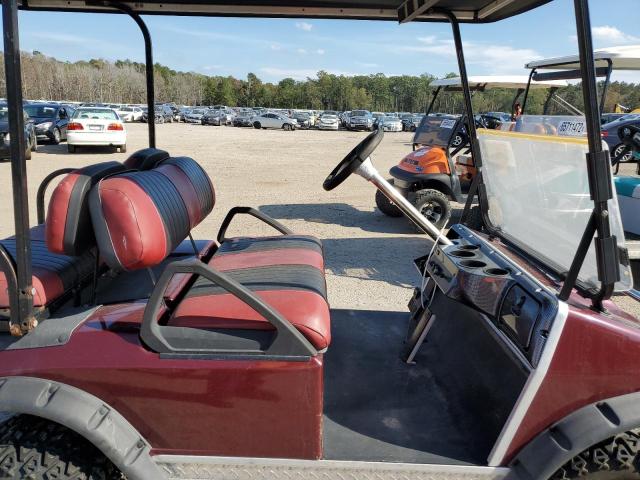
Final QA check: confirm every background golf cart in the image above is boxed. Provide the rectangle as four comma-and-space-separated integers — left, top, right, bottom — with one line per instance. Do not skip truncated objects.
376, 75, 568, 230
0, 1, 637, 480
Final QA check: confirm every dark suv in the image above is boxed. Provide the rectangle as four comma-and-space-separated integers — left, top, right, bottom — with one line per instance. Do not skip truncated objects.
155, 104, 174, 123
24, 103, 73, 144
0, 104, 37, 160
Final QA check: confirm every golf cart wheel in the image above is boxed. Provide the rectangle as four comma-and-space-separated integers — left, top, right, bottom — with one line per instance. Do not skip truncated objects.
0, 415, 122, 479
67, 144, 76, 153
375, 179, 403, 217
551, 428, 640, 479
253, 122, 261, 129
414, 189, 451, 230
52, 128, 61, 145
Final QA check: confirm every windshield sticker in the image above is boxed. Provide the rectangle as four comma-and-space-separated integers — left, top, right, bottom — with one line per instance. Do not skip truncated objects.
558, 120, 586, 136
440, 119, 456, 129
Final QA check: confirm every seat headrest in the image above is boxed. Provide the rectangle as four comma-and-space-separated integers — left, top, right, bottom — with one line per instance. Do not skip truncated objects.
45, 161, 126, 256
124, 148, 170, 171
89, 157, 214, 271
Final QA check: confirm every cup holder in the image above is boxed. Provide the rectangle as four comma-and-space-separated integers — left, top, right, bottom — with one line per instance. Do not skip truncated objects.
459, 259, 486, 269
457, 244, 479, 251
449, 249, 476, 258
484, 267, 510, 276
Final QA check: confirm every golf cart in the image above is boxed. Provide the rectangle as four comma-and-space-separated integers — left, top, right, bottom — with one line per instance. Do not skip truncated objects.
0, 1, 638, 480
376, 75, 568, 229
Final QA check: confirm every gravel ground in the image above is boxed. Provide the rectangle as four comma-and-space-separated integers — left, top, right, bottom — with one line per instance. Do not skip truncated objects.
1, 122, 637, 317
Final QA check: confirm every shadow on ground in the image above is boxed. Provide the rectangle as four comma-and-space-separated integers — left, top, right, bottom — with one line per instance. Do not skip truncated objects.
36, 143, 118, 156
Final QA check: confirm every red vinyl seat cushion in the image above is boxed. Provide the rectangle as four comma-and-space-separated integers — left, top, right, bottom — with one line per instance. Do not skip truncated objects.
169, 235, 330, 350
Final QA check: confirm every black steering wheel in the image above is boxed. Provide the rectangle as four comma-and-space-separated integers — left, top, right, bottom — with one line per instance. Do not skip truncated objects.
323, 128, 384, 191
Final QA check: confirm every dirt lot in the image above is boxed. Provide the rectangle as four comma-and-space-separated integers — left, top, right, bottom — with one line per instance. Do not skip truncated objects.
2, 122, 638, 316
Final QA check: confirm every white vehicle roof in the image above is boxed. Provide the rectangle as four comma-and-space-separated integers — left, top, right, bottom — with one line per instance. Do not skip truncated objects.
431, 75, 568, 89
526, 45, 640, 71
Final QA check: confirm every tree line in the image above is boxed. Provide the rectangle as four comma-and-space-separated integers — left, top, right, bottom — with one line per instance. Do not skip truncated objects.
1, 51, 639, 114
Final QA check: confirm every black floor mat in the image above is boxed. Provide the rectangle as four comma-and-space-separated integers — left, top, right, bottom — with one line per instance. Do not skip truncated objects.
323, 306, 525, 465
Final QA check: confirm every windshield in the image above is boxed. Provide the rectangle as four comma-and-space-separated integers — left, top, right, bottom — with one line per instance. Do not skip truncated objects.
24, 105, 56, 118
478, 116, 632, 291
352, 110, 368, 116
73, 108, 118, 120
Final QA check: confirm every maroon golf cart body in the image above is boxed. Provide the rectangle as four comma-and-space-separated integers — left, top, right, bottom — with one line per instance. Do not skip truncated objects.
0, 1, 638, 480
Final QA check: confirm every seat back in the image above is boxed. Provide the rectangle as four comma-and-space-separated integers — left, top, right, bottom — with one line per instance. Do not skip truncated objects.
89, 156, 214, 271
45, 161, 126, 256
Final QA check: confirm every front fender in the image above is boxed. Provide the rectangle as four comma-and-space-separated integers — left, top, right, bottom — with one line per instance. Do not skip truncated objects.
506, 390, 640, 480
0, 376, 164, 480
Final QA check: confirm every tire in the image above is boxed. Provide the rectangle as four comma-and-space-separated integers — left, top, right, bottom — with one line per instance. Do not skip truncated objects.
24, 147, 31, 160
551, 428, 640, 479
283, 124, 291, 131
0, 415, 122, 479
253, 122, 261, 129
67, 144, 76, 153
613, 144, 633, 164
375, 179, 403, 217
414, 189, 451, 230
51, 128, 61, 145
119, 144, 127, 153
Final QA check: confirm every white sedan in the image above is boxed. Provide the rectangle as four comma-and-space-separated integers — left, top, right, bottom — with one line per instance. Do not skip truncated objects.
67, 107, 127, 153
379, 115, 403, 132
251, 113, 297, 130
317, 114, 340, 130
116, 106, 143, 122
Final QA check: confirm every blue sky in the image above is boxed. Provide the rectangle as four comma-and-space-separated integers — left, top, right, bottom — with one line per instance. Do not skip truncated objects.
13, 0, 640, 83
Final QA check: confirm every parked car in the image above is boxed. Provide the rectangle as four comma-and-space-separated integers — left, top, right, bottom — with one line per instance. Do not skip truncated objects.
66, 107, 126, 153
402, 114, 424, 132
184, 108, 207, 124
292, 112, 312, 129
601, 113, 628, 125
602, 114, 640, 165
348, 110, 374, 131
24, 103, 72, 144
0, 103, 37, 160
202, 109, 234, 126
477, 111, 511, 130
378, 115, 403, 132
116, 106, 143, 122
317, 113, 340, 130
154, 104, 174, 123
251, 112, 297, 130
233, 112, 255, 127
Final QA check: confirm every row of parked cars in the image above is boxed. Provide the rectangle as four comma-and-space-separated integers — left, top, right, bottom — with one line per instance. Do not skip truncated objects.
0, 100, 129, 157
176, 106, 426, 132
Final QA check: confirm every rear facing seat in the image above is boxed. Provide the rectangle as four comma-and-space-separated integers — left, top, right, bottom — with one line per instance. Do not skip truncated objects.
89, 155, 330, 351
0, 148, 169, 312
0, 160, 128, 309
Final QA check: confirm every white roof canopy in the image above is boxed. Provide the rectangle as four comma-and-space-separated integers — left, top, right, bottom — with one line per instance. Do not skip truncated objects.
430, 75, 568, 90
526, 45, 640, 71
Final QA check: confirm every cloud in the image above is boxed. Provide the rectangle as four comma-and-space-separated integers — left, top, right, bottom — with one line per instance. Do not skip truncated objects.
417, 35, 437, 44
295, 22, 313, 31
297, 48, 308, 55
202, 65, 223, 71
316, 49, 326, 55
592, 26, 640, 45
260, 67, 317, 80
270, 44, 282, 51
400, 35, 541, 74
260, 67, 359, 80
357, 62, 380, 68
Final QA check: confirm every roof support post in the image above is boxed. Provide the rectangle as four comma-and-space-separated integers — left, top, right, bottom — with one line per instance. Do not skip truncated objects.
2, 0, 35, 335
559, 0, 618, 306
102, 1, 156, 148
